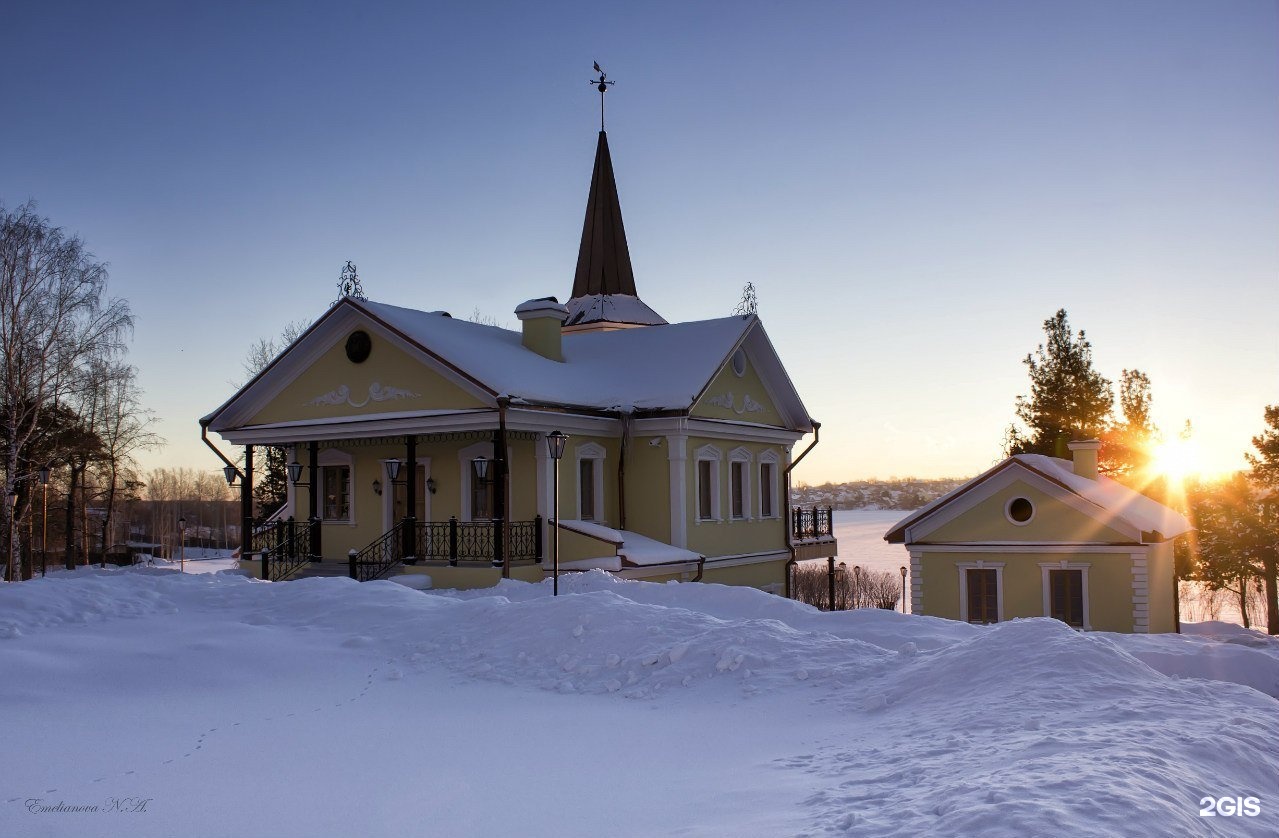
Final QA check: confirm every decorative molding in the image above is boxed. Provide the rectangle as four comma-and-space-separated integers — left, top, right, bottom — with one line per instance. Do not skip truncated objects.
306, 382, 421, 409
956, 560, 1005, 624
706, 391, 764, 415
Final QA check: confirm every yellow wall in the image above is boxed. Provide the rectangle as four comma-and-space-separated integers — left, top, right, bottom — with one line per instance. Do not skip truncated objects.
1147, 542, 1176, 633
690, 353, 786, 427
923, 480, 1134, 544
555, 436, 622, 526
701, 558, 787, 589
624, 436, 671, 544
918, 550, 1139, 631
684, 436, 788, 559
250, 330, 486, 426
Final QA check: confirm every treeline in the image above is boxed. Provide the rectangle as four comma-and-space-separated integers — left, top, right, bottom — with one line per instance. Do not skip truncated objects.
792, 478, 966, 511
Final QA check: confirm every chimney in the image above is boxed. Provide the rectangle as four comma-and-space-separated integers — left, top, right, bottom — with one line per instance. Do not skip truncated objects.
515, 297, 568, 362
1067, 439, 1101, 480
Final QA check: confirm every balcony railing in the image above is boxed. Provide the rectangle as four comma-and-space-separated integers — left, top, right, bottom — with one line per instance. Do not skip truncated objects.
791, 506, 835, 541
414, 517, 543, 566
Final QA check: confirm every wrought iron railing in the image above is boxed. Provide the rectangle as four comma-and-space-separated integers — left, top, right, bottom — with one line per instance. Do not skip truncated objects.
791, 506, 835, 541
261, 517, 316, 582
351, 520, 407, 583
412, 517, 543, 566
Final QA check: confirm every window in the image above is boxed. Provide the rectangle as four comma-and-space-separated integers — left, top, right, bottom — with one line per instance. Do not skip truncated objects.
322, 465, 350, 521
694, 445, 722, 522
471, 459, 495, 521
731, 349, 747, 377
757, 452, 780, 519
966, 569, 998, 624
579, 458, 596, 521
1049, 569, 1084, 628
730, 461, 745, 519
1006, 496, 1034, 524
698, 460, 714, 520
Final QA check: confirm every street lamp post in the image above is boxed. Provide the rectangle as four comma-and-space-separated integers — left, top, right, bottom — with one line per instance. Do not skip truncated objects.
546, 431, 569, 596
900, 565, 908, 614
39, 466, 49, 578
178, 515, 186, 573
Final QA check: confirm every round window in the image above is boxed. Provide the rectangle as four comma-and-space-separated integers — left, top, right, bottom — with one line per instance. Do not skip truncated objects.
1006, 497, 1034, 524
345, 330, 372, 364
731, 349, 747, 377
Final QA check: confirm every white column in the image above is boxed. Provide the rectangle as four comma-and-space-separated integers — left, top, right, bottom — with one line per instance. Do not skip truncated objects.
668, 434, 688, 548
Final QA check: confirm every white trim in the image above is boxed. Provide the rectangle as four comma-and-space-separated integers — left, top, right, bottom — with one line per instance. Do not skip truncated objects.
574, 442, 607, 524
728, 447, 753, 521
693, 444, 723, 523
536, 436, 551, 559
905, 543, 1141, 554
700, 549, 789, 568
1131, 550, 1150, 633
317, 448, 355, 525
956, 560, 1005, 624
908, 549, 923, 615
757, 449, 781, 519
634, 416, 804, 445
668, 433, 688, 548
1039, 560, 1092, 630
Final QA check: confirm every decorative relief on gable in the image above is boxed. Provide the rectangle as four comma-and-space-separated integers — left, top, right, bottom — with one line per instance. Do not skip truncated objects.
706, 391, 764, 415
306, 382, 421, 409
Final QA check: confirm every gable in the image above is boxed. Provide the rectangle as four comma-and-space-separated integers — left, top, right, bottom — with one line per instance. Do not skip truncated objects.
205, 302, 496, 433
908, 472, 1139, 545
690, 348, 787, 427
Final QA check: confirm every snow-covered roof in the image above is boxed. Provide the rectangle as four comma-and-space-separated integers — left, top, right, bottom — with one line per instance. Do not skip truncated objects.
359, 299, 752, 414
884, 454, 1192, 544
556, 519, 703, 567
563, 294, 667, 327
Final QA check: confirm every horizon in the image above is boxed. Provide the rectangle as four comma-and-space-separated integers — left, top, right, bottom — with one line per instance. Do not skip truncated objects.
4, 1, 1276, 485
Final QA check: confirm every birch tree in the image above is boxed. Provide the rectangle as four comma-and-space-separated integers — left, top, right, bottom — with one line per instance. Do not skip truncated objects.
0, 201, 132, 580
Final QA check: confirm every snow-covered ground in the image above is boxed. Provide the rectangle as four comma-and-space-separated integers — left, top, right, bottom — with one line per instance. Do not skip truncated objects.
2, 567, 1277, 837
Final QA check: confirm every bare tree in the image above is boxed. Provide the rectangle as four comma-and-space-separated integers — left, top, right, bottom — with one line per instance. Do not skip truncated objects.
1, 201, 132, 580
89, 360, 161, 565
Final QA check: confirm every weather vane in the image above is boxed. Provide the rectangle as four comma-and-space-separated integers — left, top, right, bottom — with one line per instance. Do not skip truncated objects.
335, 260, 365, 303
589, 61, 615, 131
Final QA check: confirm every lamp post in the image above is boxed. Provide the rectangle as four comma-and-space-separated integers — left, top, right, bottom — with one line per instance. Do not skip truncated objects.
546, 431, 568, 596
900, 565, 908, 614
39, 466, 49, 578
178, 515, 186, 573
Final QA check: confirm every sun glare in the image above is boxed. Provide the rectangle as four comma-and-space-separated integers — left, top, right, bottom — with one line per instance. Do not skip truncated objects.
1151, 438, 1201, 482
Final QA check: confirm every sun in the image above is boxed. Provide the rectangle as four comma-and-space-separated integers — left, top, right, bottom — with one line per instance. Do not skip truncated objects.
1150, 438, 1201, 482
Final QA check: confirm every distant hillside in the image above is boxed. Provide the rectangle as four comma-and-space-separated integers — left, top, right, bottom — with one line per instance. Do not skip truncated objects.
791, 477, 968, 511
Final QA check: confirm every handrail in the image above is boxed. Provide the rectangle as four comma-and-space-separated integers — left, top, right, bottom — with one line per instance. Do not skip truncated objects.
261, 517, 315, 582
414, 517, 542, 566
351, 520, 406, 582
791, 506, 835, 541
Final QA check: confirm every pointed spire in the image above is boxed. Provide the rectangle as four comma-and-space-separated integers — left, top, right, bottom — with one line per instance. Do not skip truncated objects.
571, 131, 637, 298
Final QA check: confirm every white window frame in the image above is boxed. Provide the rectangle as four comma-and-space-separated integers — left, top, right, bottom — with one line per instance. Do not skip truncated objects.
694, 444, 722, 522
728, 447, 753, 521
757, 450, 780, 519
574, 442, 607, 523
1040, 560, 1091, 630
317, 448, 355, 525
956, 560, 1005, 624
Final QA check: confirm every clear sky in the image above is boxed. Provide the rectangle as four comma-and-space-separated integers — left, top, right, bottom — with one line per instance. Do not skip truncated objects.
3, 1, 1276, 485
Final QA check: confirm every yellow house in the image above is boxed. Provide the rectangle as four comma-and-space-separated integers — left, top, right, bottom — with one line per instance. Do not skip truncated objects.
201, 127, 836, 590
884, 440, 1191, 633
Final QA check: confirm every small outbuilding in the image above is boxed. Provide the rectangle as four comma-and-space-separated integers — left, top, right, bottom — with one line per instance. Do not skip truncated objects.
885, 440, 1191, 633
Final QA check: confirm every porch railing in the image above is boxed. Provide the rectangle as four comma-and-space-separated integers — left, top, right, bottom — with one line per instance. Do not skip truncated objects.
414, 517, 543, 566
260, 517, 316, 582
791, 506, 835, 541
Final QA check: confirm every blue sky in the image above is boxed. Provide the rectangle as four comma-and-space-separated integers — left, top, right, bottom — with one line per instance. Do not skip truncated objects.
3, 1, 1276, 483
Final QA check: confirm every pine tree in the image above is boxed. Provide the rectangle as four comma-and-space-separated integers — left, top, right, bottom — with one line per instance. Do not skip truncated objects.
1006, 309, 1114, 457
1244, 404, 1279, 633
1102, 369, 1159, 479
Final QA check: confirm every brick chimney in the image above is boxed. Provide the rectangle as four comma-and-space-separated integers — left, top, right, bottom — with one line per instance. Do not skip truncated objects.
1067, 439, 1101, 480
515, 297, 567, 362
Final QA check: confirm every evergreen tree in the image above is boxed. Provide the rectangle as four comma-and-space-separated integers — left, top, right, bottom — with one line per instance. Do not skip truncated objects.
1006, 309, 1114, 457
1102, 369, 1160, 480
1244, 404, 1279, 633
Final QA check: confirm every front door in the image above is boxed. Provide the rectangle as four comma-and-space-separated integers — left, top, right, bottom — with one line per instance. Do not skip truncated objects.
384, 462, 429, 532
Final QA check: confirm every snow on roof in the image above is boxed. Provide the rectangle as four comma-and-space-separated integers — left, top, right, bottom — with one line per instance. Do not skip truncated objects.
556, 519, 703, 567
359, 299, 750, 413
563, 294, 667, 327
1014, 454, 1192, 539
885, 454, 1192, 543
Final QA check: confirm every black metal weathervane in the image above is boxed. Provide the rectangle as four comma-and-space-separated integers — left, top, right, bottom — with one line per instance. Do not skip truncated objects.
589, 61, 614, 131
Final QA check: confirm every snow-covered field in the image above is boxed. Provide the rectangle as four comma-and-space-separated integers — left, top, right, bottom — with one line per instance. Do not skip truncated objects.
2, 567, 1277, 837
